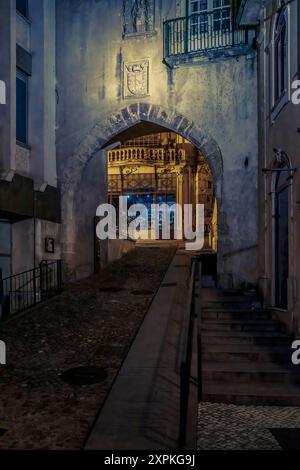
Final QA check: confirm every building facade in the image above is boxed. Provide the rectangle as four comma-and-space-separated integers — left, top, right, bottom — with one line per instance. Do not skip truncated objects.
240, 0, 300, 335
0, 0, 60, 281
56, 0, 258, 286
1, 0, 259, 291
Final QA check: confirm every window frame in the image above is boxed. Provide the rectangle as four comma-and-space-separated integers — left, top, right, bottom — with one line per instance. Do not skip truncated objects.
16, 69, 28, 146
16, 0, 28, 18
0, 220, 12, 280
271, 6, 290, 122
188, 0, 232, 37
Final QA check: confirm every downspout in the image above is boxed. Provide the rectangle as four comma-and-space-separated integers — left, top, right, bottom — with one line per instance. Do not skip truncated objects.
33, 190, 37, 269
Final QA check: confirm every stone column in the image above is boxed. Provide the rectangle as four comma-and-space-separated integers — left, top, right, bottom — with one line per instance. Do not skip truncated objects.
29, 0, 57, 188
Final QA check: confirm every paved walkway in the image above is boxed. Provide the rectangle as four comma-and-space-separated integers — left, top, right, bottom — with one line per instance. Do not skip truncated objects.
197, 402, 300, 450
85, 248, 197, 450
0, 247, 175, 449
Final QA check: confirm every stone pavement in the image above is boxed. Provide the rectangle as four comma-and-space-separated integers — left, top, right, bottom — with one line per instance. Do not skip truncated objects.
197, 402, 300, 450
0, 246, 175, 449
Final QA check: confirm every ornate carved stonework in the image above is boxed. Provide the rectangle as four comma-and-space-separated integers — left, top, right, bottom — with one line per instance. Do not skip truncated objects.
123, 59, 150, 99
122, 0, 155, 36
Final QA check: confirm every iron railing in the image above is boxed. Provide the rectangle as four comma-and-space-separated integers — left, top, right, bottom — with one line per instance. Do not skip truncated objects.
0, 260, 62, 319
164, 10, 248, 58
178, 256, 201, 448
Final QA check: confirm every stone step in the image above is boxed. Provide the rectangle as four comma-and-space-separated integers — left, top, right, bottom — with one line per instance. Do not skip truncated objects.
202, 275, 216, 288
201, 302, 259, 309
201, 309, 271, 321
201, 319, 284, 333
202, 362, 300, 384
201, 381, 300, 406
201, 343, 291, 363
201, 331, 292, 346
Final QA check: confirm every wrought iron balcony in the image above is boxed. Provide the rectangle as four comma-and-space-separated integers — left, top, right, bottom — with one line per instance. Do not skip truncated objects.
164, 10, 249, 60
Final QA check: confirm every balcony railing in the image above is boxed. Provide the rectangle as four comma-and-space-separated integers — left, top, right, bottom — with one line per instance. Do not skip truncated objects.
108, 147, 185, 166
164, 11, 249, 59
0, 260, 62, 319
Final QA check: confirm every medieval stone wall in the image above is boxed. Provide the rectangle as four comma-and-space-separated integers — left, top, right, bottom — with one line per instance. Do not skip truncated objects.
56, 0, 258, 286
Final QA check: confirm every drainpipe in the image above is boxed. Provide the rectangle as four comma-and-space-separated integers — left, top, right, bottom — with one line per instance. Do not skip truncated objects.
263, 6, 268, 307
34, 182, 48, 269
33, 191, 36, 268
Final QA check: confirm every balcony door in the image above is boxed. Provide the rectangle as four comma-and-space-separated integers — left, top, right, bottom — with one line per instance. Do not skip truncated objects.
274, 168, 289, 309
188, 0, 232, 51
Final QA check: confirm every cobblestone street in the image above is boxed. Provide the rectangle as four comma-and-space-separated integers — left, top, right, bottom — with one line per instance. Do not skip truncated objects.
198, 403, 300, 450
0, 246, 175, 450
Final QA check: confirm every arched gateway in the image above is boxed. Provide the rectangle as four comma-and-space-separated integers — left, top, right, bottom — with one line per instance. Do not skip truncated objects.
59, 103, 225, 281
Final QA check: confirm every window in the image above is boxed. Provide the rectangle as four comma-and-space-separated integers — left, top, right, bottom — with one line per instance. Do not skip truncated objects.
123, 0, 155, 36
16, 70, 28, 144
189, 0, 231, 41
16, 0, 28, 17
212, 0, 231, 32
0, 221, 12, 279
274, 8, 288, 104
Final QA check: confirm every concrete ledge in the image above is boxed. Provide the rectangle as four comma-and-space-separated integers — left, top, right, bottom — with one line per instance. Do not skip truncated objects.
85, 250, 196, 450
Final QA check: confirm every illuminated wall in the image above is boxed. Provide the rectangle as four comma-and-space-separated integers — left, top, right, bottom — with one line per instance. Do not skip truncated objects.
108, 132, 216, 246
56, 0, 258, 286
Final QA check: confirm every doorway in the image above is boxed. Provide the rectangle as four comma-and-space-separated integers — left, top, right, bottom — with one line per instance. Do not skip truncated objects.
274, 166, 289, 309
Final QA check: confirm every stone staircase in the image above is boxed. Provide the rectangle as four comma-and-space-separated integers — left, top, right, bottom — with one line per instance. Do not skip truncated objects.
200, 291, 300, 405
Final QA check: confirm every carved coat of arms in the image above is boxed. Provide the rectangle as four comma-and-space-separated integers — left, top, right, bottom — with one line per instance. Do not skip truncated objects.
123, 60, 150, 98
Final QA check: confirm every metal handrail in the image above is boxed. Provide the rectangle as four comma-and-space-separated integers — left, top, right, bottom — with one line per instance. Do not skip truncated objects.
0, 260, 62, 319
178, 257, 199, 448
2, 260, 58, 292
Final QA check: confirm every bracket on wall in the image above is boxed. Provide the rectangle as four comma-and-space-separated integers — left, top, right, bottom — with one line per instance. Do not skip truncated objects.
262, 168, 297, 174
262, 167, 297, 181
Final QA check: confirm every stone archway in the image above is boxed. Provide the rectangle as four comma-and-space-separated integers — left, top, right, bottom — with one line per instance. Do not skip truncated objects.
60, 103, 224, 280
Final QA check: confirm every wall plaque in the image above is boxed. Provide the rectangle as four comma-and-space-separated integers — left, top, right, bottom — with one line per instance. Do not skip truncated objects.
123, 59, 150, 99
45, 237, 55, 254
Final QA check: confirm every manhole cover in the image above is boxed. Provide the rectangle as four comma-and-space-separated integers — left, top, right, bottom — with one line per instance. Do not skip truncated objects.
61, 366, 107, 385
99, 287, 123, 293
131, 289, 154, 296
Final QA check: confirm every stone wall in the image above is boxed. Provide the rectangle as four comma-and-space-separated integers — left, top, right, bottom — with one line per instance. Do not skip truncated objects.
56, 0, 258, 287
256, 0, 300, 333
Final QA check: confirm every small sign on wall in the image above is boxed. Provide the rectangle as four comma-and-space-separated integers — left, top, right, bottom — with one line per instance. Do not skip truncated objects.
45, 237, 55, 254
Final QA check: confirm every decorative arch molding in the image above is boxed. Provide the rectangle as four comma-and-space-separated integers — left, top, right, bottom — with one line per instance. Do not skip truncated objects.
61, 102, 224, 199
60, 102, 225, 280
